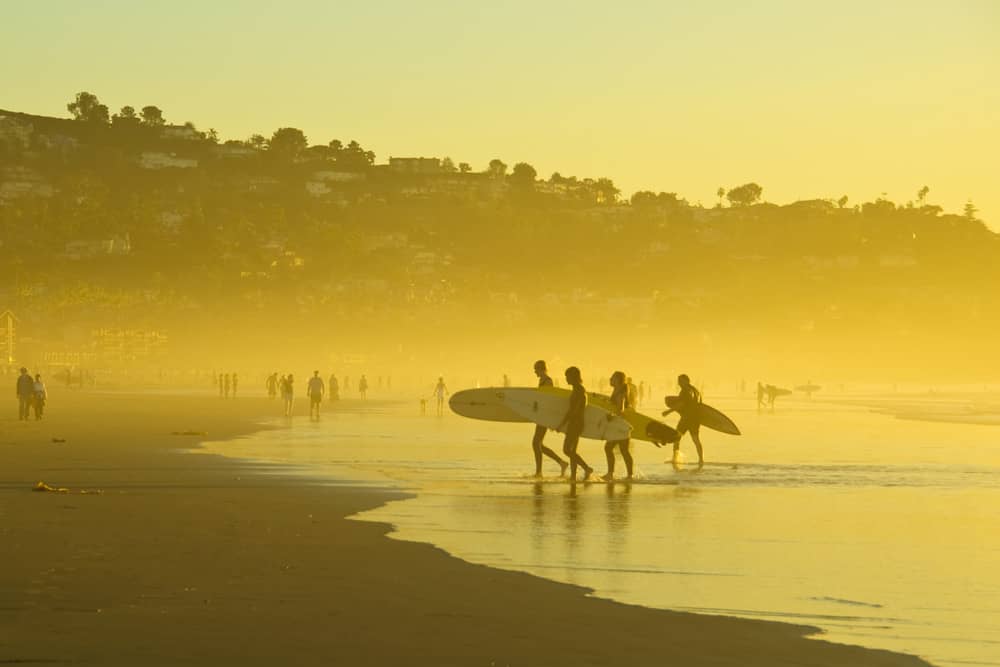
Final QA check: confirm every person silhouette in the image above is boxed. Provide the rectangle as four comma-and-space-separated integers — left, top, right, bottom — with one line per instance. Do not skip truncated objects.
557, 366, 593, 481
433, 377, 448, 416
664, 374, 704, 467
602, 371, 633, 480
530, 360, 568, 477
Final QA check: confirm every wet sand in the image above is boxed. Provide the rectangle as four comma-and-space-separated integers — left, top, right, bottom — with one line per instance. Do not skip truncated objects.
0, 393, 931, 666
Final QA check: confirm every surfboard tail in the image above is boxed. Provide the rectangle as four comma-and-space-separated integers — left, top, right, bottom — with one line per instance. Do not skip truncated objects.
645, 420, 679, 445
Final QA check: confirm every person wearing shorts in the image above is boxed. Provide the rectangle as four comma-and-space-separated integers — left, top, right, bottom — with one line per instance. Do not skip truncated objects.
663, 374, 704, 467
557, 366, 593, 481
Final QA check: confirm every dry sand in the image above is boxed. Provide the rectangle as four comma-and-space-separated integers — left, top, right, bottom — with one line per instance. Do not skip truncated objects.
0, 392, 931, 666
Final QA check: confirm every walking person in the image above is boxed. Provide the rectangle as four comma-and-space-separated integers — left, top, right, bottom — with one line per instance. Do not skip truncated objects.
307, 371, 325, 419
664, 374, 705, 467
224, 373, 231, 399
16, 367, 34, 420
556, 366, 594, 481
266, 372, 278, 399
530, 360, 568, 477
328, 373, 339, 401
32, 374, 47, 420
232, 373, 238, 398
602, 371, 634, 480
358, 374, 369, 400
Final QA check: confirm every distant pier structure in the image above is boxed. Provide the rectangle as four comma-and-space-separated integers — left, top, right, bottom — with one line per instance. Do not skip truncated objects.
1, 310, 17, 365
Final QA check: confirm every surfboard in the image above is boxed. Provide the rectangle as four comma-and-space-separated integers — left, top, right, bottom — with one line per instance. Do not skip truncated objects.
500, 388, 632, 441
538, 386, 678, 445
449, 388, 529, 422
795, 384, 822, 393
665, 396, 741, 435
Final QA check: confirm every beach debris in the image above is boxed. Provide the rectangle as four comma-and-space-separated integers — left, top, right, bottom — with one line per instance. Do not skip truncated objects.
33, 481, 104, 495
170, 430, 207, 436
33, 481, 69, 493
51, 438, 66, 443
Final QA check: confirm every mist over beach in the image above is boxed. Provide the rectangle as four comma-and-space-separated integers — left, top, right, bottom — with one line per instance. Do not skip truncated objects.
2, 2, 998, 666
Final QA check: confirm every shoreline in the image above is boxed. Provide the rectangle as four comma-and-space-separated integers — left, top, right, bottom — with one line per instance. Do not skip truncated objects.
0, 392, 932, 666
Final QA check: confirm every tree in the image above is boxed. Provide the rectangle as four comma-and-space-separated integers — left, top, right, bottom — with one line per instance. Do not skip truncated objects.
111, 105, 140, 127
917, 185, 930, 206
248, 134, 268, 149
837, 195, 849, 209
328, 139, 343, 153
67, 91, 109, 124
141, 106, 165, 126
595, 178, 620, 204
964, 200, 979, 221
441, 157, 457, 173
631, 190, 657, 206
726, 182, 763, 207
458, 162, 471, 173
510, 162, 537, 187
716, 186, 726, 207
269, 127, 308, 159
488, 159, 508, 179
206, 128, 219, 144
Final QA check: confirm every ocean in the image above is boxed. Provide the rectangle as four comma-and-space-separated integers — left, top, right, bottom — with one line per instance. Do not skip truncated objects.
201, 392, 1000, 667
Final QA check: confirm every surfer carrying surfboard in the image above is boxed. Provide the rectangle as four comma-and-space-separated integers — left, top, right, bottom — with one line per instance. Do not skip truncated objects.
556, 366, 594, 481
663, 374, 704, 467
532, 360, 569, 478
602, 371, 634, 481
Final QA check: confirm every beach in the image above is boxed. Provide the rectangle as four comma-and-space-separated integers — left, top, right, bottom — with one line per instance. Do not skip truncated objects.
1, 392, 932, 666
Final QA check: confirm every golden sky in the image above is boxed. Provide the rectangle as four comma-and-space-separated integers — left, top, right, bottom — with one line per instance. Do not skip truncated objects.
4, 1, 998, 226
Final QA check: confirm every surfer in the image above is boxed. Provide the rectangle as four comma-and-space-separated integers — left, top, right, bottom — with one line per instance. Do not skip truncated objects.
556, 366, 594, 481
433, 377, 448, 416
602, 371, 633, 481
756, 381, 766, 409
663, 373, 704, 467
531, 360, 569, 478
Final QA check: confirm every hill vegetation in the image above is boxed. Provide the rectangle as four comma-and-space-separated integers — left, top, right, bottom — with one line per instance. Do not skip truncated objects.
1, 92, 997, 380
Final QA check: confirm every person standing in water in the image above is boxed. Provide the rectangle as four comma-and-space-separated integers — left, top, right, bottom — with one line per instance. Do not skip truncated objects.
756, 381, 766, 409
432, 377, 448, 416
307, 371, 324, 418
663, 373, 704, 467
557, 366, 593, 481
328, 373, 339, 401
530, 360, 568, 477
266, 372, 278, 399
358, 374, 369, 400
232, 373, 238, 397
602, 371, 633, 480
626, 376, 638, 411
223, 373, 231, 399
283, 374, 295, 417
218, 373, 225, 398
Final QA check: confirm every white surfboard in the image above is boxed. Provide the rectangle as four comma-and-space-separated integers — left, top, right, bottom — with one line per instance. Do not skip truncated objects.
449, 387, 529, 422
499, 388, 632, 441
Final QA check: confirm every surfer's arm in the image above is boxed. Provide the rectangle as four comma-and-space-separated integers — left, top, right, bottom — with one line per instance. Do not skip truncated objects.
662, 408, 675, 417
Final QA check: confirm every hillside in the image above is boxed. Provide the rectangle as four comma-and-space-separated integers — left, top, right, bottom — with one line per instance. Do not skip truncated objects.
2, 103, 997, 380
